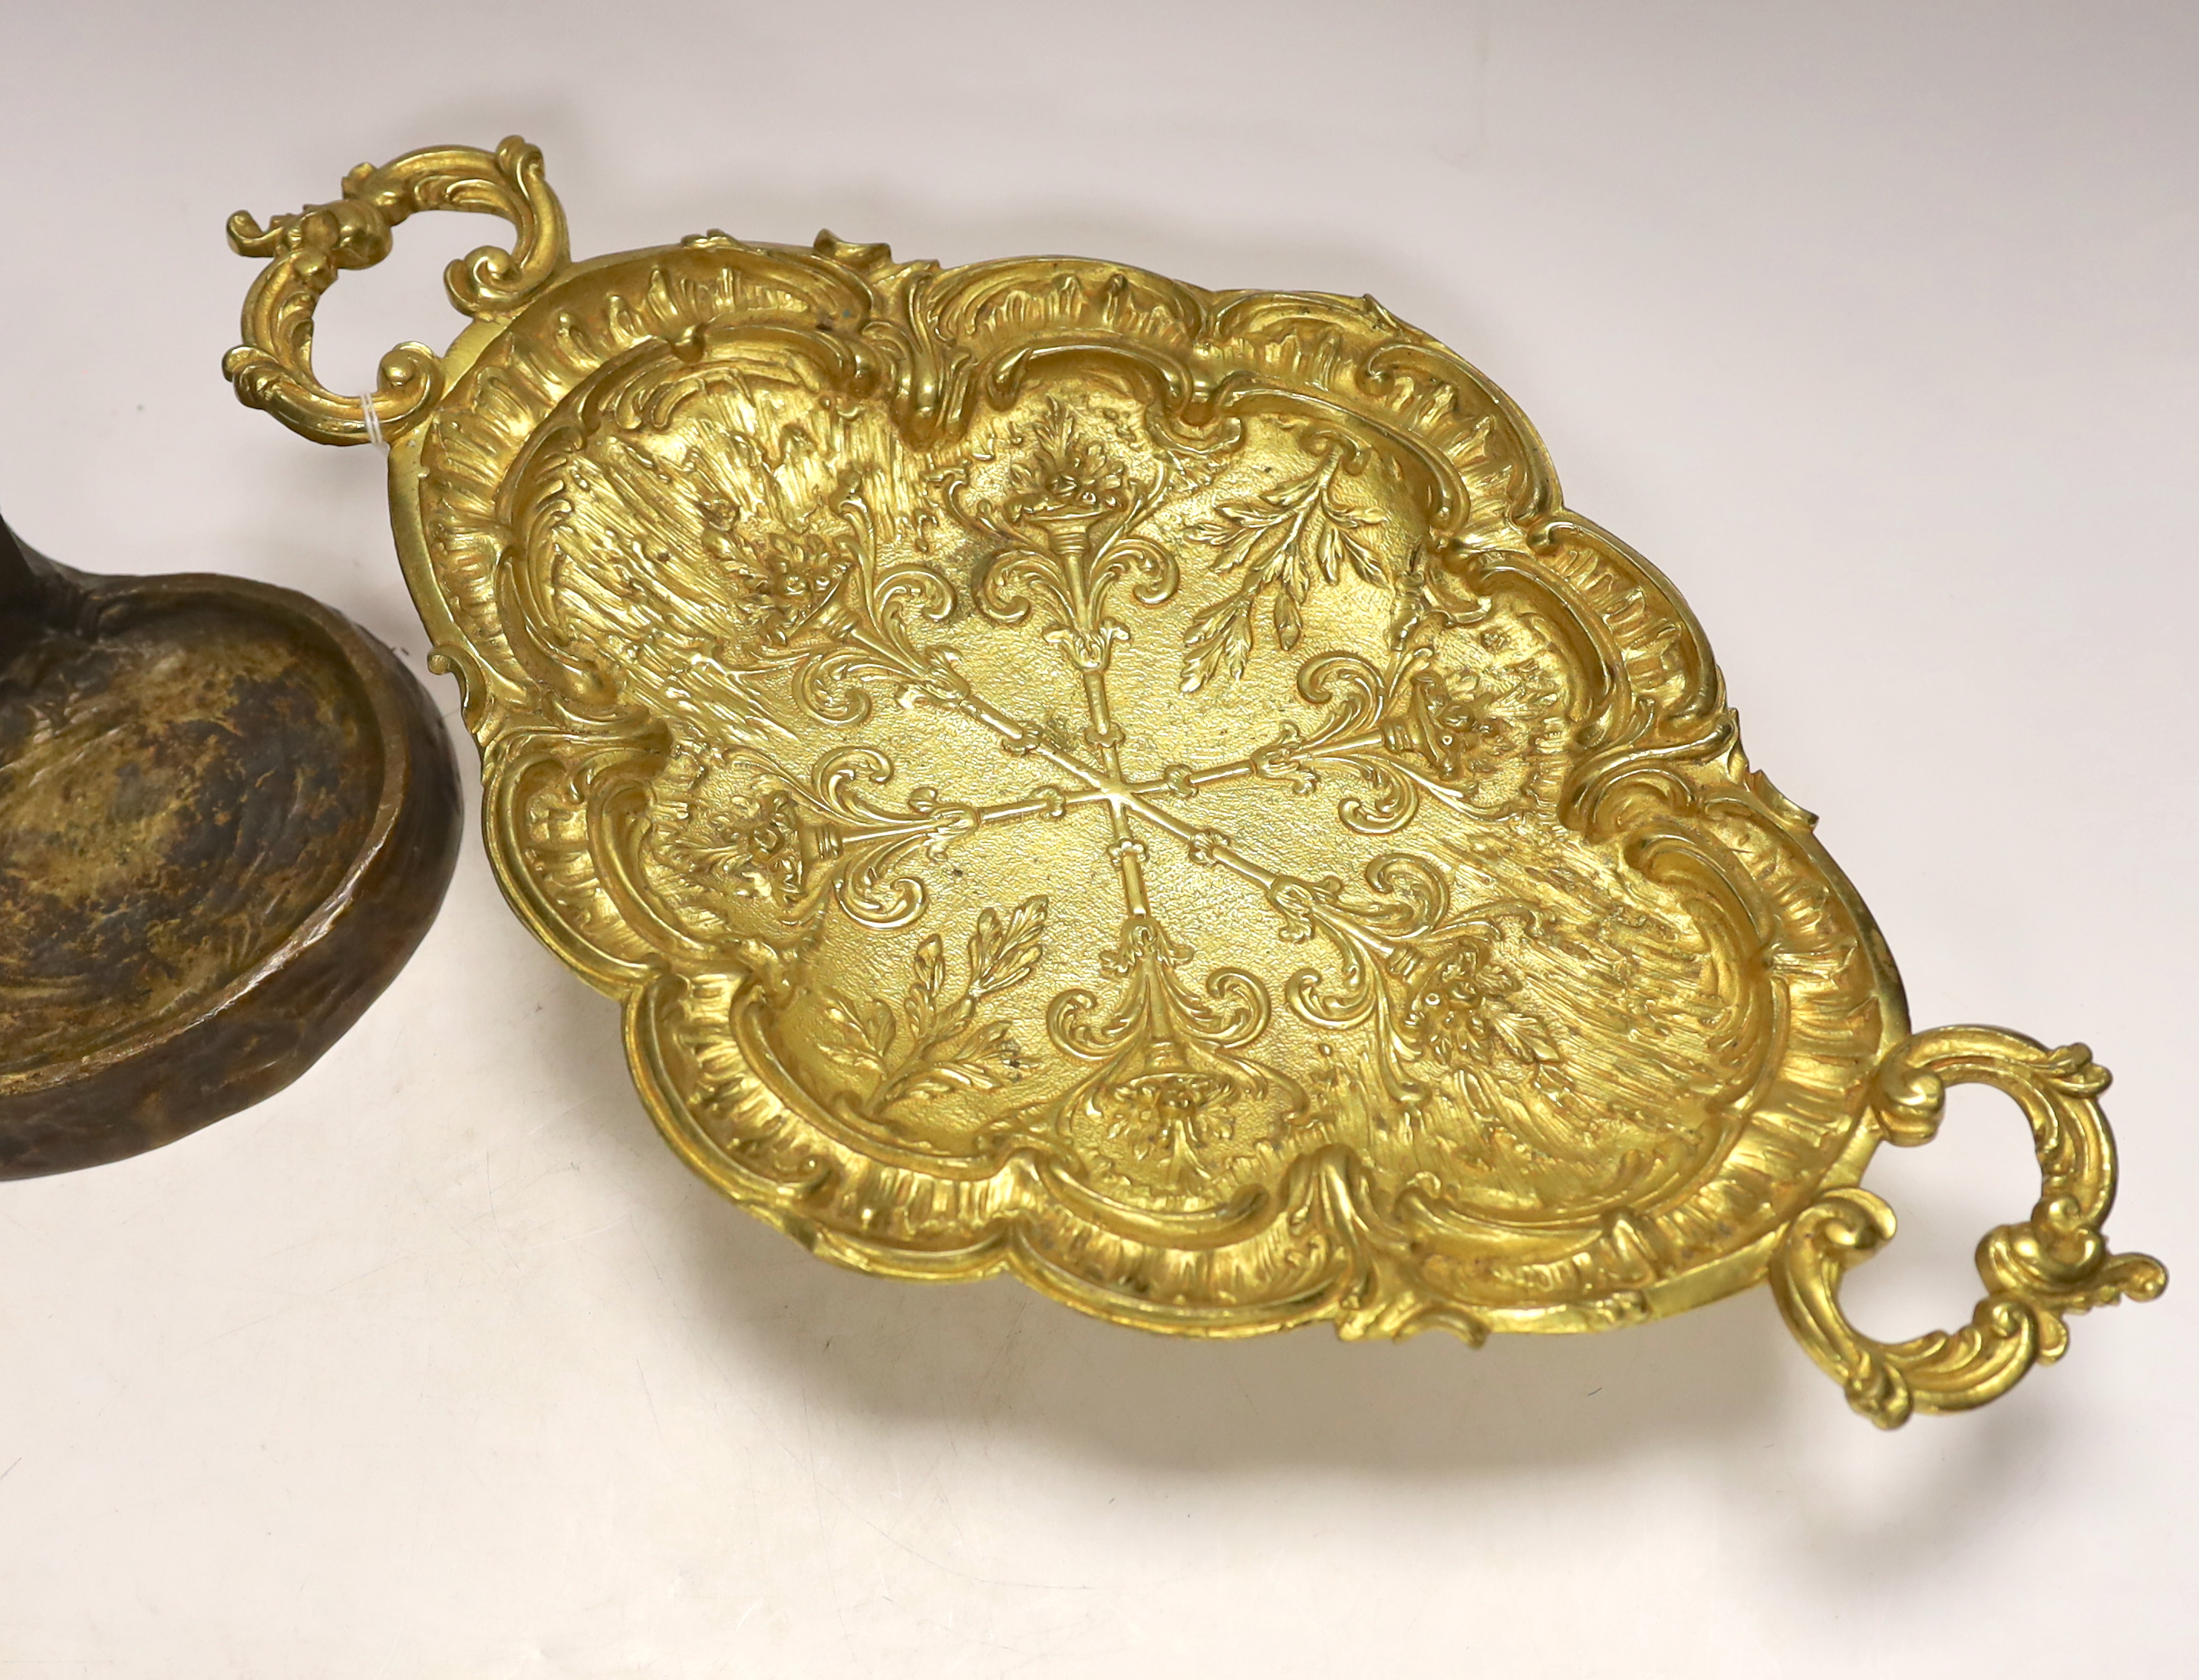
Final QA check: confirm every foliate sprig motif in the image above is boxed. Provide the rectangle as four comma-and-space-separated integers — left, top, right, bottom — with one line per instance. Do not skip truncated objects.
1181, 431, 1386, 691
818, 895, 1050, 1112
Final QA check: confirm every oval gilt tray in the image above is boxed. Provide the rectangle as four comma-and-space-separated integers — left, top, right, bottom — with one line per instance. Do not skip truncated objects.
223, 139, 2163, 1425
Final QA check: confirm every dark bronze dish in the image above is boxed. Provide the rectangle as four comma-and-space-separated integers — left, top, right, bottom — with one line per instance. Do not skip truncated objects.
0, 510, 460, 1177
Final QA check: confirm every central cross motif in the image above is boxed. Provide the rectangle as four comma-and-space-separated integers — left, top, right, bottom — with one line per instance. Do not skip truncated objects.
684, 400, 1524, 1182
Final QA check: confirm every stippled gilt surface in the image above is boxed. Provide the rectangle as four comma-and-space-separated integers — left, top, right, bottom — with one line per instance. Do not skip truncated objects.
390, 231, 1897, 1339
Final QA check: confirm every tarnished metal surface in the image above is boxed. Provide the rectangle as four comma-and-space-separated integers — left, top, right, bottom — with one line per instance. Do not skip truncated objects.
0, 517, 460, 1176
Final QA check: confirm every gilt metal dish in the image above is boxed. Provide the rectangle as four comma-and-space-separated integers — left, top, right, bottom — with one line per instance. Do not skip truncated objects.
223, 139, 2162, 1425
0, 509, 460, 1177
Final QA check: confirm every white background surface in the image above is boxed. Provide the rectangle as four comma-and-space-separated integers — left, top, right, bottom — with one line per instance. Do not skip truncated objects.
2, 4, 2193, 1675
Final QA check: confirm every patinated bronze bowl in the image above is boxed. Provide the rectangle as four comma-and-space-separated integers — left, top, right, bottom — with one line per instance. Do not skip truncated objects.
0, 512, 460, 1177
220, 138, 2162, 1425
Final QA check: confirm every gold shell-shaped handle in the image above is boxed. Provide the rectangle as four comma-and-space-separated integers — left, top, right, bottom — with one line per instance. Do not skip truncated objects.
222, 136, 568, 446
1771, 1026, 2166, 1427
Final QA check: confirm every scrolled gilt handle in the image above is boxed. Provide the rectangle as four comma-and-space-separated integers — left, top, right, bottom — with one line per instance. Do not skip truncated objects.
223, 136, 569, 446
1770, 1025, 2165, 1428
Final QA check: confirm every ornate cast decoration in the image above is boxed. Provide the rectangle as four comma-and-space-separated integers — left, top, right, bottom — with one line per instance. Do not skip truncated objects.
226, 140, 2163, 1423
